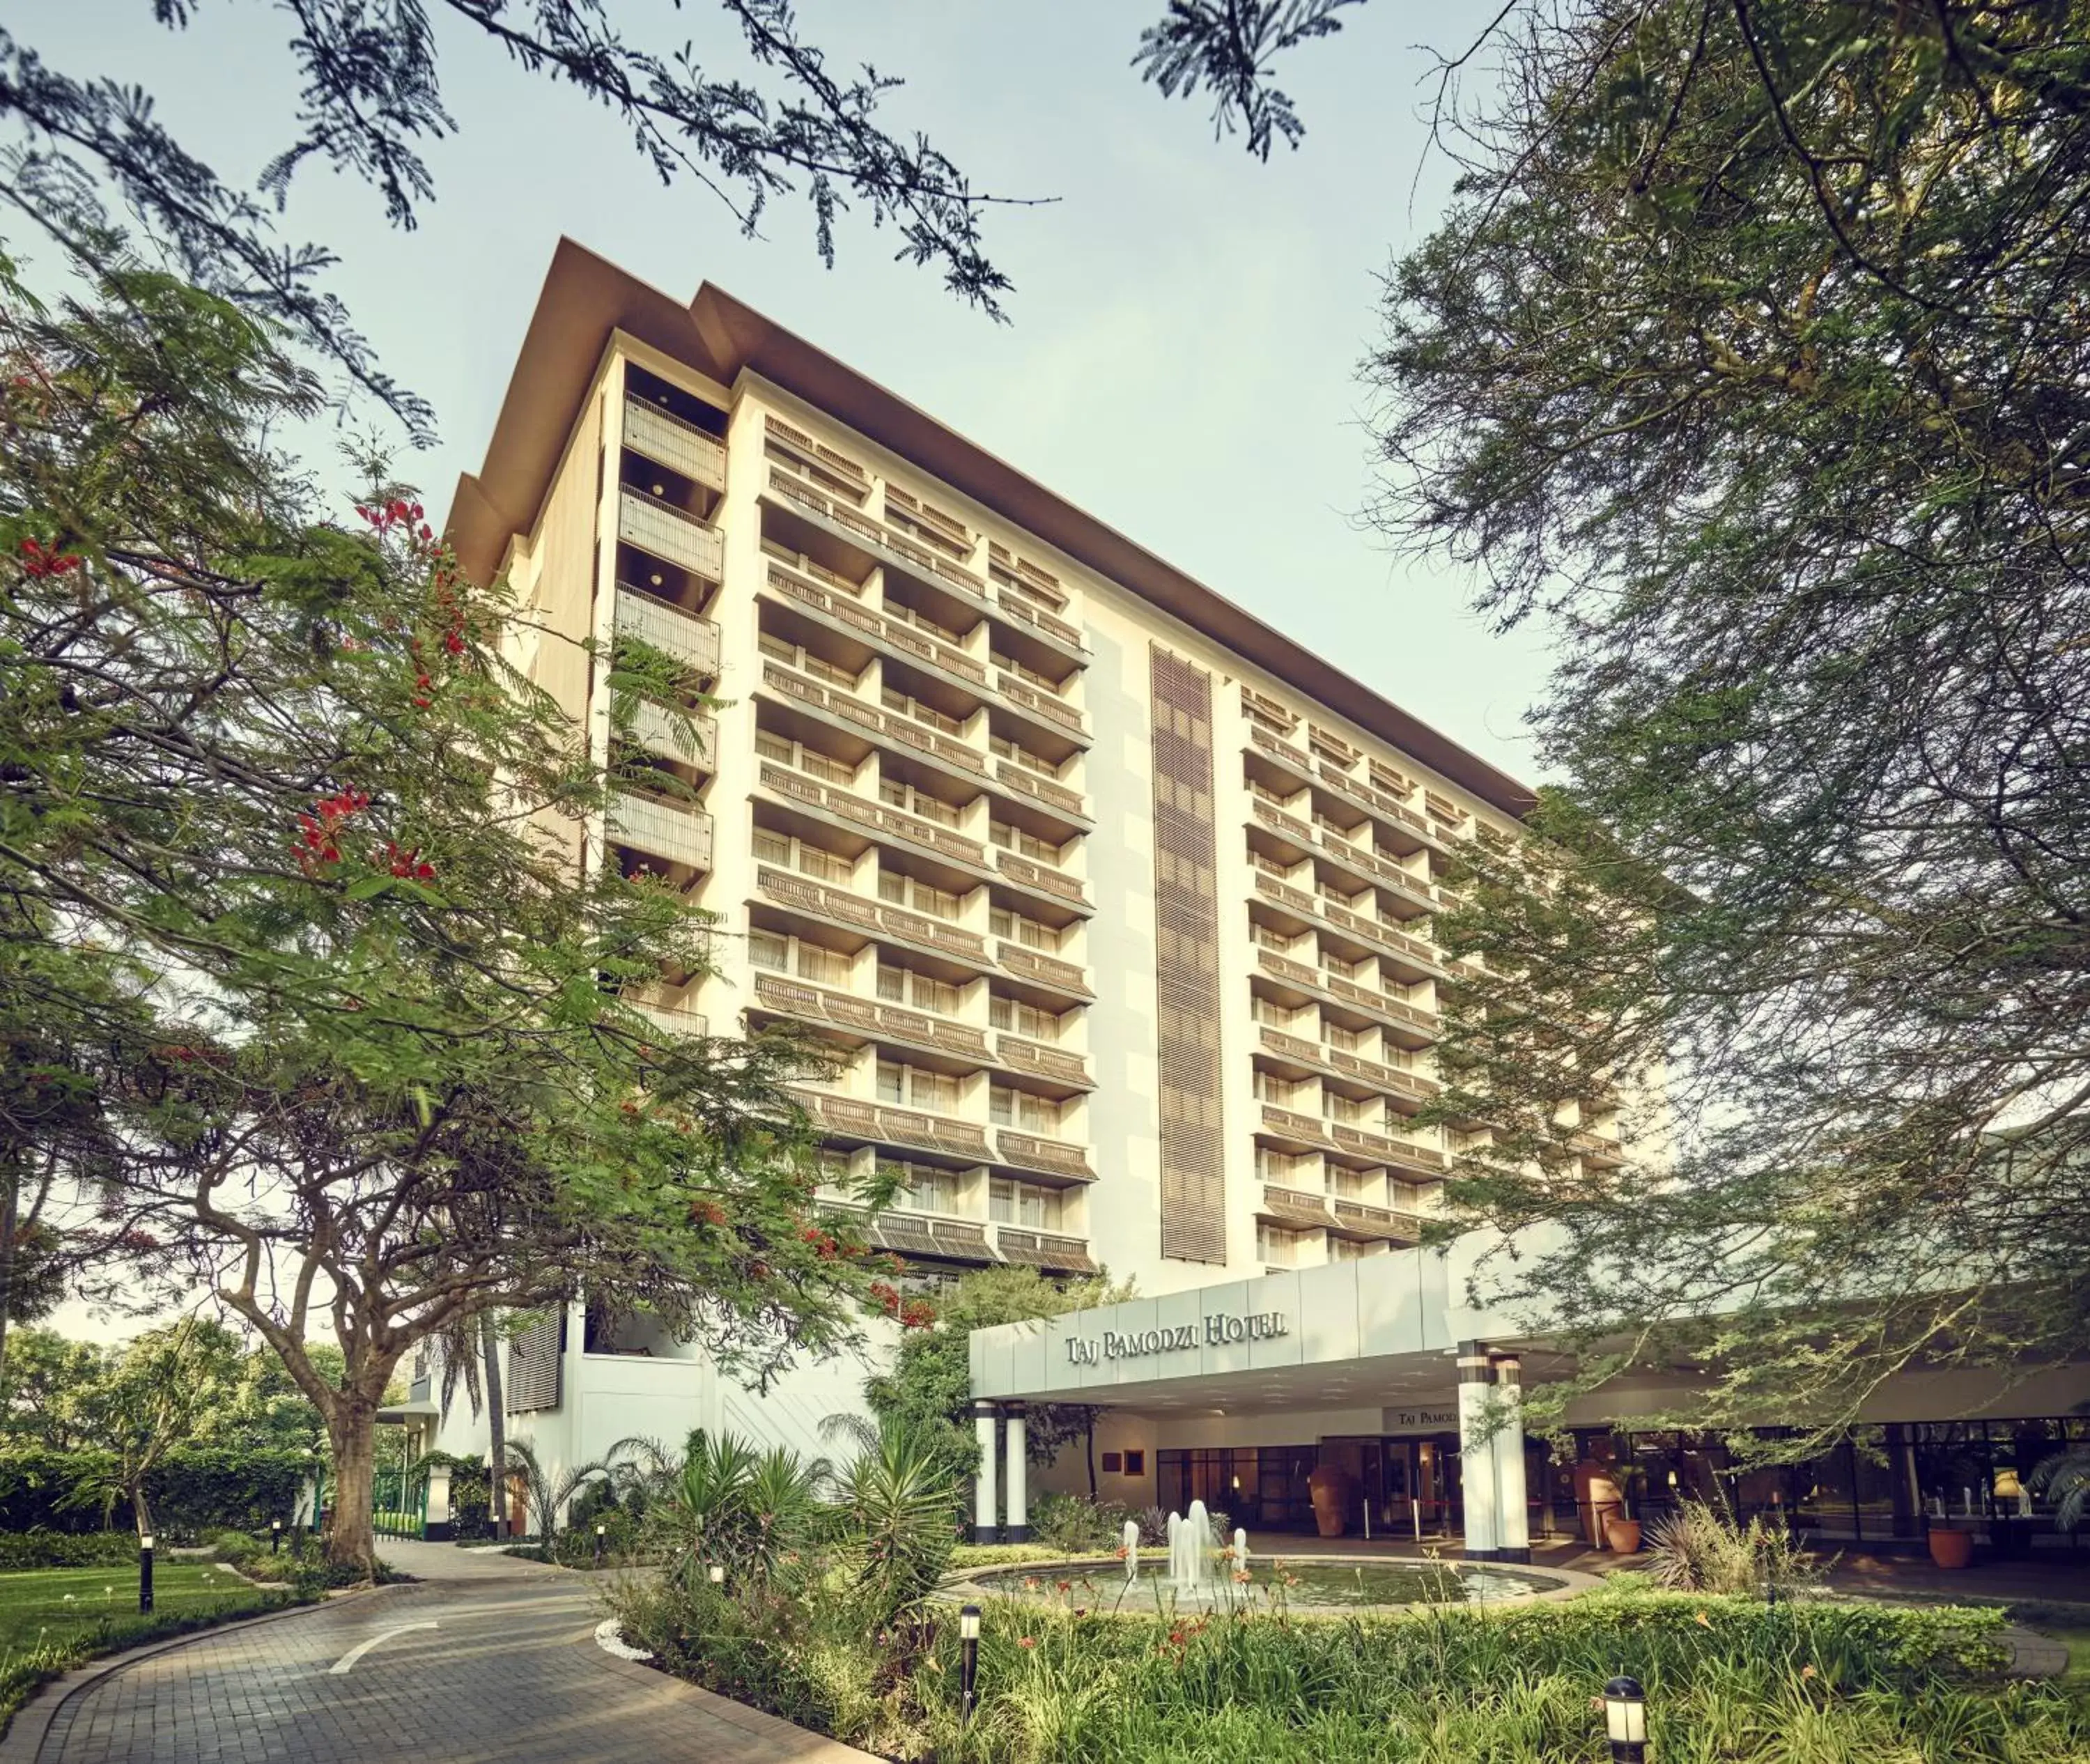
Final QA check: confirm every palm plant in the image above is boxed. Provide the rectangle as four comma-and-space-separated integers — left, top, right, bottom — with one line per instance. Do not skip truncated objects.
645, 1429, 761, 1591
835, 1420, 961, 1624
2029, 1445, 2090, 1531
500, 1437, 608, 1548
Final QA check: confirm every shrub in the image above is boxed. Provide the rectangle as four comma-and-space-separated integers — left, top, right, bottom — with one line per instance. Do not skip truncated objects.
0, 1531, 142, 1570
0, 1448, 308, 1540
1641, 1499, 1823, 1596
1030, 1493, 1126, 1554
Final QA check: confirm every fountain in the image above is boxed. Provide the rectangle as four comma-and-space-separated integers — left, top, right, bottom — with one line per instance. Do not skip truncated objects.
1168, 1499, 1213, 1593
1121, 1519, 1140, 1581
1231, 1527, 1249, 1578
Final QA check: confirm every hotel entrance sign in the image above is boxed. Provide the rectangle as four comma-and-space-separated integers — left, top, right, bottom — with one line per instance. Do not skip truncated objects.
1386, 1407, 1458, 1433
1065, 1310, 1288, 1366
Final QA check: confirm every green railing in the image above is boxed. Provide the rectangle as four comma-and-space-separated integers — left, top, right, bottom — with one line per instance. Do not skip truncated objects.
373, 1467, 428, 1540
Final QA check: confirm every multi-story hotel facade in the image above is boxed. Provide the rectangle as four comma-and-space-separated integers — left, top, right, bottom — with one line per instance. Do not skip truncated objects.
415, 242, 2089, 1563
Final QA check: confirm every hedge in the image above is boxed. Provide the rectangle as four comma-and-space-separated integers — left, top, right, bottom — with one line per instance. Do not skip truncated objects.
0, 1448, 310, 1542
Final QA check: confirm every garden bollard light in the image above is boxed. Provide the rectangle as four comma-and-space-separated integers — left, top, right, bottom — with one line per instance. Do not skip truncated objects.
959, 1604, 981, 1726
1604, 1676, 1646, 1763
139, 1534, 155, 1615
594, 1522, 606, 1569
272, 1518, 282, 1555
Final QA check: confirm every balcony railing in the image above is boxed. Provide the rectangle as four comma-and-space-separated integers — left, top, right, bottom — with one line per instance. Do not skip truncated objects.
767, 467, 992, 605
1255, 1183, 1424, 1244
623, 397, 725, 490
993, 670, 1085, 737
995, 1129, 1096, 1181
992, 586, 1086, 653
1250, 795, 1315, 844
996, 943, 1092, 998
752, 971, 991, 1062
763, 413, 870, 493
993, 1035, 1091, 1087
614, 583, 721, 676
1258, 1104, 1444, 1176
760, 658, 986, 776
627, 698, 719, 772
764, 560, 990, 686
1255, 1026, 1439, 1104
795, 1088, 993, 1161
759, 760, 987, 869
607, 789, 713, 870
994, 849, 1089, 908
629, 996, 709, 1039
618, 487, 724, 580
993, 758, 1087, 819
1251, 872, 1441, 973
755, 865, 988, 964
993, 1226, 1096, 1274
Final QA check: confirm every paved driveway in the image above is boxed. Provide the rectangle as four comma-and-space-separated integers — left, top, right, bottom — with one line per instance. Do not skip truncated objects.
12, 1543, 874, 1764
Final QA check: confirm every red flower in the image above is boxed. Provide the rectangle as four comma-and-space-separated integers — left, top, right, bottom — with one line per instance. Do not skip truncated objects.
17, 537, 83, 578
1016, 1637, 1035, 1650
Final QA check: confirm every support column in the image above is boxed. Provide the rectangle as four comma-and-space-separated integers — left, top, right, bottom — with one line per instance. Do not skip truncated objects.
972, 1401, 1000, 1545
1490, 1355, 1531, 1564
1004, 1405, 1030, 1543
1457, 1342, 1501, 1561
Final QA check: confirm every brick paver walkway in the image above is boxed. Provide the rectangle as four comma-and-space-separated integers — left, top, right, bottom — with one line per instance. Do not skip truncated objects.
14, 1547, 875, 1764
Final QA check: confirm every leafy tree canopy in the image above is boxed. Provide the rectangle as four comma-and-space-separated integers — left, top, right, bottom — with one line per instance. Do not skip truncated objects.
1358, 0, 2090, 1447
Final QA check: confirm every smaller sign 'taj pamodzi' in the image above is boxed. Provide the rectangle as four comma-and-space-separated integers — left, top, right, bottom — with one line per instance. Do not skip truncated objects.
1065, 1310, 1289, 1366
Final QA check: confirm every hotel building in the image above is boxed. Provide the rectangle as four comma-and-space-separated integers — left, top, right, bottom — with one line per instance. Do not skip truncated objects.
417, 242, 2089, 1564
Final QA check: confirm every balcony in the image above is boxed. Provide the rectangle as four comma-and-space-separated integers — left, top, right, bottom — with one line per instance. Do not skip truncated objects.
1251, 872, 1441, 978
764, 412, 872, 498
1255, 1183, 1424, 1244
993, 849, 1090, 908
623, 396, 725, 490
751, 970, 991, 1062
758, 760, 986, 870
994, 1129, 1096, 1182
607, 789, 713, 871
1254, 948, 1439, 1043
996, 942, 1093, 999
1315, 824, 1439, 913
628, 996, 709, 1039
993, 1225, 1096, 1274
992, 669, 1085, 738
866, 1210, 995, 1265
618, 488, 723, 580
760, 658, 986, 777
615, 583, 721, 676
764, 557, 991, 688
993, 757, 1087, 821
766, 467, 991, 606
627, 699, 719, 773
1255, 1026, 1439, 1106
1258, 1104, 1443, 1176
993, 1035, 1092, 1088
754, 865, 989, 966
991, 586, 1085, 654
796, 1088, 992, 1161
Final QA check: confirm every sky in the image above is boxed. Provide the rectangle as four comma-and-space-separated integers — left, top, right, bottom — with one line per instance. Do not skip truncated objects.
15, 0, 1551, 1340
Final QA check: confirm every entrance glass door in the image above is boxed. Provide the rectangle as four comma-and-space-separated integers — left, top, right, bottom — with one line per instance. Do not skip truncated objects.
1381, 1437, 1461, 1537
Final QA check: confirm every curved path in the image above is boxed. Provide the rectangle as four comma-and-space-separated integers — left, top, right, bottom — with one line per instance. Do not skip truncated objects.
6, 1541, 874, 1764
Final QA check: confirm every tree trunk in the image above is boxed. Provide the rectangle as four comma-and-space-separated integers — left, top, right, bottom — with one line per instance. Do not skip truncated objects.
0, 1164, 20, 1384
130, 1481, 153, 1542
480, 1313, 506, 1541
1085, 1418, 1097, 1498
325, 1398, 382, 1578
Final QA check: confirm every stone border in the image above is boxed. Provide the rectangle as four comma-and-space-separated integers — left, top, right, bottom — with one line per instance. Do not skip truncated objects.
582, 1633, 883, 1761
0, 1584, 398, 1764
935, 1553, 1601, 1616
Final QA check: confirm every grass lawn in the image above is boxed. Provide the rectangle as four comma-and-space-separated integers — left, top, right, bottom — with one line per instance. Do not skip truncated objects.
0, 1563, 300, 1732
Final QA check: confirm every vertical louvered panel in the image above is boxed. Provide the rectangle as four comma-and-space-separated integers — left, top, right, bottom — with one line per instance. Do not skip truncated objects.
504, 1310, 565, 1414
1150, 645, 1227, 1263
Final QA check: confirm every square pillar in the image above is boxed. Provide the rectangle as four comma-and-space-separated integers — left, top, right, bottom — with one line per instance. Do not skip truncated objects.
1457, 1343, 1501, 1561
972, 1400, 1000, 1545
1004, 1405, 1030, 1543
424, 1464, 455, 1542
1490, 1356, 1531, 1564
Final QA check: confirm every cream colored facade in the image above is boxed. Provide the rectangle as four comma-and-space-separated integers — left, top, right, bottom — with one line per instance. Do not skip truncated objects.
432, 243, 1621, 1487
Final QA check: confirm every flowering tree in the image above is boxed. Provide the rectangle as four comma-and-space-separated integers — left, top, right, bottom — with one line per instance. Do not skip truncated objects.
1, 254, 903, 1575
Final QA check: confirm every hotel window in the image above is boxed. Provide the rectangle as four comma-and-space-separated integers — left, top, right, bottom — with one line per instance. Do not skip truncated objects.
751, 931, 850, 987
991, 907, 1063, 952
876, 1060, 959, 1113
878, 869, 963, 921
1253, 1071, 1308, 1108
989, 1177, 1062, 1230
1248, 782, 1295, 810
750, 930, 789, 972
1328, 1237, 1384, 1262
990, 820, 1064, 864
1328, 1166, 1365, 1200
757, 728, 856, 787
759, 630, 860, 691
990, 994, 1063, 1042
989, 648, 1062, 694
877, 964, 961, 1015
881, 686, 964, 736
1257, 1223, 1301, 1267
990, 1085, 1064, 1134
879, 775, 963, 828
1325, 1021, 1363, 1054
1324, 951, 1368, 983
1256, 1147, 1310, 1185
889, 599, 969, 646
990, 733, 1058, 779
885, 1160, 965, 1216
1327, 1093, 1367, 1127
1249, 923, 1296, 955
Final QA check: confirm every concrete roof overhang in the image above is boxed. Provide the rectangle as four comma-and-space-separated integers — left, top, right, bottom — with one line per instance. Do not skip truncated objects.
968, 1249, 1567, 1415
447, 238, 1539, 822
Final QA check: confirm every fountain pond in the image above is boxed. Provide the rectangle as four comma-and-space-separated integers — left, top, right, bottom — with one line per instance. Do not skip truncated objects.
957, 1554, 1571, 1616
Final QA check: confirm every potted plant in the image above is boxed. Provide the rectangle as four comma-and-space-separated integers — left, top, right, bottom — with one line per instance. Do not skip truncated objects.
1927, 1520, 1974, 1569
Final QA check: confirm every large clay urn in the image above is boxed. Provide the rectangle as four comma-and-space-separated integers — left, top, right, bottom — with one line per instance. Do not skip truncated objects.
1574, 1459, 1623, 1547
1928, 1526, 1974, 1570
1307, 1464, 1349, 1538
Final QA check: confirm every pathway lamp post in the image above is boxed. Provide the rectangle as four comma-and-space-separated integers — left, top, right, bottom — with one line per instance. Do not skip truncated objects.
959, 1604, 981, 1726
139, 1534, 155, 1615
594, 1522, 606, 1570
1603, 1676, 1646, 1763
272, 1518, 283, 1556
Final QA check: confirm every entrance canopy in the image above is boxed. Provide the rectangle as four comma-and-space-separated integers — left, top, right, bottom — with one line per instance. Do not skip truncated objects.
968, 1248, 1564, 1417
